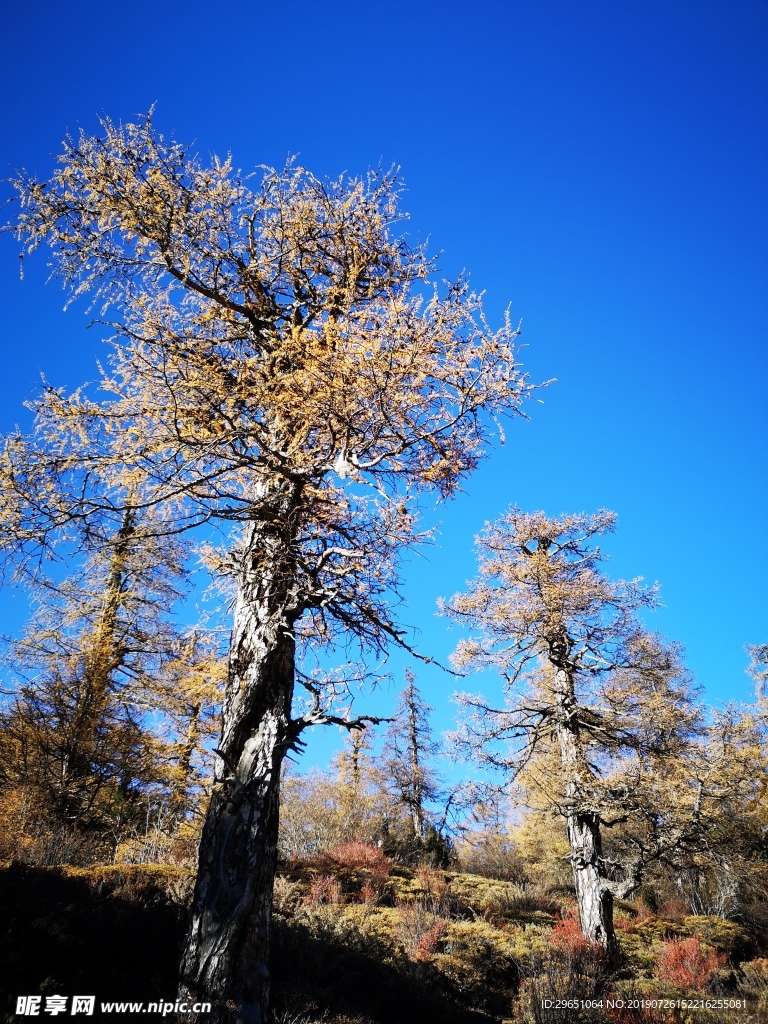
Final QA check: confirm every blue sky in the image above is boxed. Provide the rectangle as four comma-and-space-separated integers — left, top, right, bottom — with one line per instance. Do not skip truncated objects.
0, 0, 765, 767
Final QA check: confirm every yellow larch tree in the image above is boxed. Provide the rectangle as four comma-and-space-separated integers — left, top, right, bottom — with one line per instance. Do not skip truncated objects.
1, 114, 537, 1022
444, 508, 704, 964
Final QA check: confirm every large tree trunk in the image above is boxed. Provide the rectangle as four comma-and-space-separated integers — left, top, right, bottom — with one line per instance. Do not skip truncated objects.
179, 523, 296, 1024
553, 667, 619, 967
565, 808, 618, 965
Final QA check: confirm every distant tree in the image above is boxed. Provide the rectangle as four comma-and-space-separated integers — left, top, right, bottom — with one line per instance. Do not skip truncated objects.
152, 632, 226, 825
0, 666, 161, 863
336, 724, 377, 798
278, 744, 390, 862
666, 701, 768, 925
748, 643, 768, 701
443, 509, 703, 964
0, 506, 190, 859
5, 506, 187, 703
2, 115, 536, 1021
382, 669, 442, 852
453, 786, 525, 880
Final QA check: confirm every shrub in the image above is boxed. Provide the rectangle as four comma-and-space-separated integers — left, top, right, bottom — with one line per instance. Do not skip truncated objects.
480, 882, 556, 924
306, 875, 343, 907
416, 919, 449, 960
604, 984, 665, 1024
448, 871, 559, 925
738, 959, 768, 1023
396, 900, 448, 960
273, 875, 303, 914
324, 841, 391, 884
512, 958, 608, 1024
681, 916, 751, 960
458, 835, 527, 881
656, 935, 726, 991
415, 866, 452, 914
359, 880, 379, 905
550, 913, 609, 977
655, 898, 688, 922
415, 865, 448, 894
0, 787, 109, 866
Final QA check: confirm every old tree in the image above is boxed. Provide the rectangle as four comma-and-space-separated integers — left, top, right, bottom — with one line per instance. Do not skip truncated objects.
1, 117, 534, 1021
444, 510, 708, 964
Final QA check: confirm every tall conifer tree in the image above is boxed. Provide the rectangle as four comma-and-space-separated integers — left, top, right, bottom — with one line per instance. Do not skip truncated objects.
2, 115, 537, 1021
445, 509, 702, 963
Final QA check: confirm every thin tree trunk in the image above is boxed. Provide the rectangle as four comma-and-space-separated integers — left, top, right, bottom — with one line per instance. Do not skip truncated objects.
179, 521, 297, 1024
407, 690, 424, 841
553, 667, 619, 966
171, 700, 201, 818
350, 727, 364, 793
82, 506, 135, 702
62, 508, 135, 817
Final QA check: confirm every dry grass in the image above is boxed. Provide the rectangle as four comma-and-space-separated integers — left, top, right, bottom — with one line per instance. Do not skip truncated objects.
2, 855, 766, 1024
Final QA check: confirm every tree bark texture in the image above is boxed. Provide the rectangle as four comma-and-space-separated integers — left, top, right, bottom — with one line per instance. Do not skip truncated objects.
553, 668, 620, 966
179, 523, 296, 1024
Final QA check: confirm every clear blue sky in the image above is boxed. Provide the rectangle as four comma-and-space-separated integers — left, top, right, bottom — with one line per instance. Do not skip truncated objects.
0, 0, 765, 766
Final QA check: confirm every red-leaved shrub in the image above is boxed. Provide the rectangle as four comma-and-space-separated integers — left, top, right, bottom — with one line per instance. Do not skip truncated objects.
656, 936, 725, 991
415, 865, 452, 915
415, 919, 449, 960
360, 879, 379, 905
306, 874, 342, 906
396, 900, 449, 961
325, 841, 391, 883
549, 912, 609, 976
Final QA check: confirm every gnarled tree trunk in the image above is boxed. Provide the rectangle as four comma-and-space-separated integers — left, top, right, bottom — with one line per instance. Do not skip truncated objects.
566, 808, 618, 964
179, 521, 297, 1023
553, 667, 619, 967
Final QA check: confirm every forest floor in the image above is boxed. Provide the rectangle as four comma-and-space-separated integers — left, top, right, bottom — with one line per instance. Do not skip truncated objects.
1, 857, 766, 1024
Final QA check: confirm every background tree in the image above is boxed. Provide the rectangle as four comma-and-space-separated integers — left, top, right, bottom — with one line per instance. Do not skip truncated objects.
0, 505, 193, 861
444, 508, 703, 964
336, 724, 377, 799
0, 662, 162, 863
451, 785, 526, 880
278, 731, 390, 861
2, 115, 536, 1022
151, 633, 226, 825
748, 643, 768, 701
381, 669, 445, 861
663, 701, 768, 927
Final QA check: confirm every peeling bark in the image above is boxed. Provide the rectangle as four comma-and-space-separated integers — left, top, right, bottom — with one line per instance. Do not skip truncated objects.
566, 809, 618, 964
553, 667, 620, 967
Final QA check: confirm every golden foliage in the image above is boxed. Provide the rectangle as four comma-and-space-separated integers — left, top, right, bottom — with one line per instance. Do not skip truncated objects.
4, 113, 538, 666
444, 509, 709, 902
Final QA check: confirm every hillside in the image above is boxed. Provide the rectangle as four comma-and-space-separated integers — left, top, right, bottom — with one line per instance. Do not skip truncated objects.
2, 849, 767, 1023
